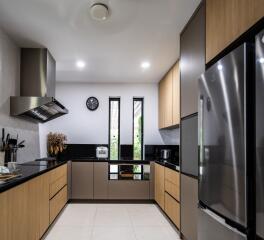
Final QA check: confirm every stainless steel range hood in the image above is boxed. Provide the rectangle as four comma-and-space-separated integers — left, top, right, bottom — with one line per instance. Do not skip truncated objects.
10, 48, 68, 123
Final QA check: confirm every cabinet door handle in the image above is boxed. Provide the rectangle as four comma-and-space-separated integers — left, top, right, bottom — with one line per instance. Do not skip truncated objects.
199, 96, 204, 176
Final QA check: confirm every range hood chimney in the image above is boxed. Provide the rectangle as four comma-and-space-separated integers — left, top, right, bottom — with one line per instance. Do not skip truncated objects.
10, 48, 68, 123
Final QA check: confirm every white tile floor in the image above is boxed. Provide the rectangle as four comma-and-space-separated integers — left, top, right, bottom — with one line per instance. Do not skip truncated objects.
43, 203, 181, 240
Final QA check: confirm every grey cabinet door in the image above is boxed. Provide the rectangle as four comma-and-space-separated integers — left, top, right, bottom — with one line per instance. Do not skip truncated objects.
181, 114, 198, 177
71, 162, 94, 199
94, 162, 108, 199
180, 3, 205, 117
181, 174, 198, 240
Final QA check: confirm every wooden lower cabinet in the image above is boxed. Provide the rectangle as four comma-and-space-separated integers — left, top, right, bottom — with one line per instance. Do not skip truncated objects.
165, 167, 180, 201
0, 163, 68, 240
50, 185, 68, 223
165, 192, 180, 228
154, 163, 165, 210
39, 173, 50, 238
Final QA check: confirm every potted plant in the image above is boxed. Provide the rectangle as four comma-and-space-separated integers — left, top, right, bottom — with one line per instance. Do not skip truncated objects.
47, 132, 67, 159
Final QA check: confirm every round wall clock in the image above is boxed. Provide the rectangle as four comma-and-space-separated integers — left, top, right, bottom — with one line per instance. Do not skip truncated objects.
86, 97, 99, 111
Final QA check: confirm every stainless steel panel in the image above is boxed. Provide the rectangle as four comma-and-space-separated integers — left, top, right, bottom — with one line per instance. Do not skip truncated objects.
198, 44, 247, 226
20, 48, 55, 97
181, 115, 198, 176
256, 29, 264, 239
198, 207, 247, 240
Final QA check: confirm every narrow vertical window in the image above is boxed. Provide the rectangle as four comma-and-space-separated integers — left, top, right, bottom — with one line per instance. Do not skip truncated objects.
109, 98, 120, 161
133, 98, 144, 160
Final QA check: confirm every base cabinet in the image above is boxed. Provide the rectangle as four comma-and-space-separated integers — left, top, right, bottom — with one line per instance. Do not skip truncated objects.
181, 174, 198, 240
108, 181, 149, 199
94, 162, 108, 199
50, 186, 67, 223
72, 162, 93, 199
0, 163, 67, 240
154, 163, 165, 209
164, 192, 180, 228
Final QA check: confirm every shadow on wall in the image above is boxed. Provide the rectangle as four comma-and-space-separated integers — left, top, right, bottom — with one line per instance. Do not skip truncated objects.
159, 127, 180, 145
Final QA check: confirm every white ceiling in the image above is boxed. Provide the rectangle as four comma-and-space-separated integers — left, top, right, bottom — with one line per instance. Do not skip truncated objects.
0, 0, 200, 83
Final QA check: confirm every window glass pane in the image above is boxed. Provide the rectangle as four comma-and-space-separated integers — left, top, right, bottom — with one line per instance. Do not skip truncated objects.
109, 99, 120, 160
110, 165, 118, 173
133, 99, 143, 160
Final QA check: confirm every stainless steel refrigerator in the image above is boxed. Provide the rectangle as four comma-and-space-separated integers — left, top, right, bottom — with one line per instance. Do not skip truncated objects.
198, 42, 255, 240
256, 29, 264, 240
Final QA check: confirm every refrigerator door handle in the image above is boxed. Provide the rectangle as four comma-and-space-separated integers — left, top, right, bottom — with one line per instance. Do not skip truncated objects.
199, 96, 204, 176
199, 207, 246, 238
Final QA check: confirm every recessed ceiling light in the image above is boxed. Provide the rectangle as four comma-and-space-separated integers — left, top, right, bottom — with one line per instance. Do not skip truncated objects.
76, 60, 86, 69
259, 57, 264, 64
90, 3, 109, 21
141, 61, 151, 69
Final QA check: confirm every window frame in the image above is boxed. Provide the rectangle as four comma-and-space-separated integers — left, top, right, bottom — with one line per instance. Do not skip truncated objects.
132, 97, 144, 160
108, 97, 121, 160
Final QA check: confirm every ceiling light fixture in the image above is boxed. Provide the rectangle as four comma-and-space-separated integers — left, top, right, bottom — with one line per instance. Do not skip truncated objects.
90, 3, 109, 21
141, 61, 151, 69
76, 60, 86, 69
259, 57, 264, 64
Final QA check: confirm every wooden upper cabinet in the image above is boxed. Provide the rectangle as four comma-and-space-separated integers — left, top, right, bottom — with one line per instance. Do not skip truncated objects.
206, 0, 264, 63
172, 61, 180, 125
159, 61, 180, 129
164, 69, 173, 128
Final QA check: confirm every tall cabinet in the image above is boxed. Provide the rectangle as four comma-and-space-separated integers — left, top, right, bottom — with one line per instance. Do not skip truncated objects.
180, 2, 205, 240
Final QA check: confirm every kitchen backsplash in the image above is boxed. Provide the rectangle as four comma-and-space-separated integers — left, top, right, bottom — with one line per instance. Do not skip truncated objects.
61, 143, 179, 162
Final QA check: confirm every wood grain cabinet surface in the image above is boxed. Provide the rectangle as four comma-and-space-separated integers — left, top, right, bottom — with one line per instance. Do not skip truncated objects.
0, 163, 68, 240
159, 60, 180, 129
164, 192, 180, 228
164, 168, 180, 202
154, 163, 165, 210
206, 0, 264, 63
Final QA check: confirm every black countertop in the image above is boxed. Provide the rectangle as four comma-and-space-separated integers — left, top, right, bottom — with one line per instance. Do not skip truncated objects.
0, 160, 67, 194
155, 159, 180, 172
70, 158, 150, 164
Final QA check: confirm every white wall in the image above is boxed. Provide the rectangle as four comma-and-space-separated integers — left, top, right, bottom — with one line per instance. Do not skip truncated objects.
39, 82, 177, 157
0, 29, 40, 163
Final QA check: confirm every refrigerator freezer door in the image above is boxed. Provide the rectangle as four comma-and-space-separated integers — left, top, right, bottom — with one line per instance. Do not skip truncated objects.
256, 29, 264, 240
198, 44, 247, 227
198, 207, 247, 240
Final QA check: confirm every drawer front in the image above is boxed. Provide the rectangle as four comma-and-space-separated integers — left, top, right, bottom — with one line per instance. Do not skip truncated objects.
165, 168, 179, 186
49, 164, 67, 185
165, 192, 180, 228
49, 174, 67, 199
49, 185, 67, 223
165, 179, 180, 201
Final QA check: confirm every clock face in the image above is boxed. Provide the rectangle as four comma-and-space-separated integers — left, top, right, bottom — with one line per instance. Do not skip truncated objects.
86, 97, 99, 111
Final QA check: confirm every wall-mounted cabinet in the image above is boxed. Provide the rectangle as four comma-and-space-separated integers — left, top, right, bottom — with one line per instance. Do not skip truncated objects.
159, 60, 180, 129
206, 0, 264, 63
